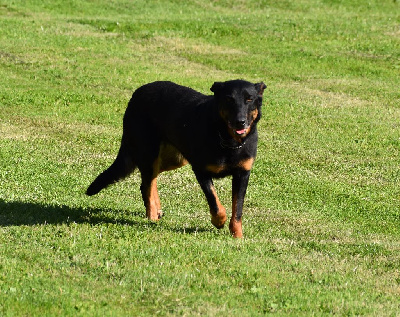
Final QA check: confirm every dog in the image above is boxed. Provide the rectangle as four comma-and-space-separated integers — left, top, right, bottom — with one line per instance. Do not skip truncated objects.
86, 80, 266, 237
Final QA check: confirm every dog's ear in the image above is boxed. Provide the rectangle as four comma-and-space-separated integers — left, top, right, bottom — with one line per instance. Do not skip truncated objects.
255, 82, 267, 96
210, 82, 224, 93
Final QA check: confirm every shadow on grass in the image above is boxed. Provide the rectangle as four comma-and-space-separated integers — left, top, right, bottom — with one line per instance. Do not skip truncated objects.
0, 198, 143, 227
0, 199, 211, 234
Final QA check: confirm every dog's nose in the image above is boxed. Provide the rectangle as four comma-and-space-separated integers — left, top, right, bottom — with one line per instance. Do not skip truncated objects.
236, 120, 246, 128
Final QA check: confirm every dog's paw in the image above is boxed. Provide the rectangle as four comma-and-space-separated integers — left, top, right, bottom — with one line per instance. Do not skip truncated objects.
147, 208, 162, 221
229, 219, 243, 238
211, 211, 227, 229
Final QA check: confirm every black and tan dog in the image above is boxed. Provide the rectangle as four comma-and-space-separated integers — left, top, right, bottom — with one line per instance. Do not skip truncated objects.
86, 80, 266, 237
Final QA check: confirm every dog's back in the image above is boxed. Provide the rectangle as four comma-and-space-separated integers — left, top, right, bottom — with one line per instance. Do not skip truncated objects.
123, 81, 215, 158
126, 81, 209, 118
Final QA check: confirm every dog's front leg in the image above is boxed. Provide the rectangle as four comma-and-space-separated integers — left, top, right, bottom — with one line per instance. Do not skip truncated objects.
230, 170, 251, 238
195, 173, 227, 229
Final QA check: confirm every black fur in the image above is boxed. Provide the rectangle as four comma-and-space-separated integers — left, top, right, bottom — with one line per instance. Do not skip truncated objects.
86, 80, 267, 237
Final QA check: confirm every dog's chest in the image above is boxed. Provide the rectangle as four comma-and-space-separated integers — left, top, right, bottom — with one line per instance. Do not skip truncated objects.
204, 156, 254, 176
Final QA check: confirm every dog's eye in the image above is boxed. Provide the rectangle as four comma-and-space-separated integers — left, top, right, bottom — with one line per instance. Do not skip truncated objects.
246, 98, 253, 103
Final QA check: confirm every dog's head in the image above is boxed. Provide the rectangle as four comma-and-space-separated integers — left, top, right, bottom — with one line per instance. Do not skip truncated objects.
211, 80, 266, 140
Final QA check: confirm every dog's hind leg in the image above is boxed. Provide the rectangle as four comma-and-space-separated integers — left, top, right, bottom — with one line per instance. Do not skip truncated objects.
132, 135, 163, 221
139, 156, 163, 221
139, 142, 188, 221
86, 137, 136, 196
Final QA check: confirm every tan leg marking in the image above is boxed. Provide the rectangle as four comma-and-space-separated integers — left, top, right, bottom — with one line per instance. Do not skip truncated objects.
210, 186, 227, 228
229, 219, 243, 238
146, 143, 188, 220
230, 193, 243, 238
146, 177, 161, 220
145, 158, 162, 221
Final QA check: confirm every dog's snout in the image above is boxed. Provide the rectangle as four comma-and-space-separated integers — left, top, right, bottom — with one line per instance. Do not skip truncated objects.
236, 120, 246, 128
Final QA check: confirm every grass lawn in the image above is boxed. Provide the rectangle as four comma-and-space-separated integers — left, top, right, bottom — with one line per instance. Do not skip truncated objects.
1, 0, 399, 315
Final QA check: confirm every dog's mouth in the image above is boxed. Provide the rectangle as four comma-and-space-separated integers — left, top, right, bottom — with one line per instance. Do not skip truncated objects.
229, 123, 250, 138
235, 128, 248, 135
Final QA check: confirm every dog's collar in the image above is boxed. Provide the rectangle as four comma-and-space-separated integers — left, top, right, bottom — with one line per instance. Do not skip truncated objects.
218, 132, 246, 149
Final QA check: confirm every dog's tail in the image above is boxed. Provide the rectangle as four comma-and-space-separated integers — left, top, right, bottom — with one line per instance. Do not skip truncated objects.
86, 141, 135, 196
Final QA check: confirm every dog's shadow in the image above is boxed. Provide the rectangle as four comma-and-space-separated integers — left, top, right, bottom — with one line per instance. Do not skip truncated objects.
0, 199, 210, 234
0, 198, 139, 227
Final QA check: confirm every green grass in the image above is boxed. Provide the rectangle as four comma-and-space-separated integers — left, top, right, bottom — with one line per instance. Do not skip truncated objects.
1, 0, 400, 315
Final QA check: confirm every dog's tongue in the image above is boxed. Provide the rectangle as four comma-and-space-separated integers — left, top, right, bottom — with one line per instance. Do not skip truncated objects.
236, 129, 247, 135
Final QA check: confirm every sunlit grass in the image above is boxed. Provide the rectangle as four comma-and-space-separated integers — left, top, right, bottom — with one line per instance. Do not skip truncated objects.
1, 0, 399, 315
